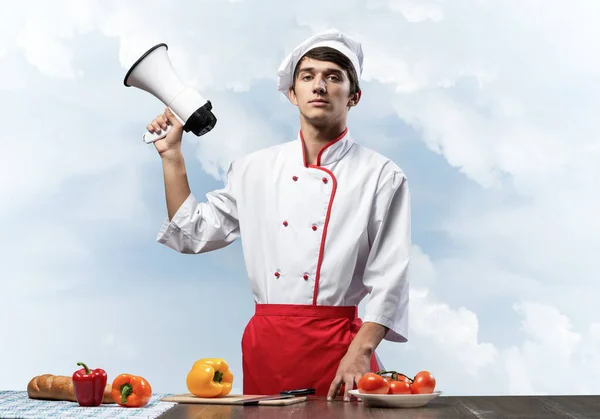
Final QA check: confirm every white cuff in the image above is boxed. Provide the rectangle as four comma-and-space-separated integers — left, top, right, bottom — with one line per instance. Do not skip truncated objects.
362, 313, 408, 343
156, 193, 197, 245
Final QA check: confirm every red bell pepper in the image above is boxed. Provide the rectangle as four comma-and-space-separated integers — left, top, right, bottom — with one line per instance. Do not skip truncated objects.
72, 361, 107, 407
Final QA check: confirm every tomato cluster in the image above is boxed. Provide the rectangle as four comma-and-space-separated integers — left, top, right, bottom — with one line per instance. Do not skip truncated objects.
357, 370, 436, 395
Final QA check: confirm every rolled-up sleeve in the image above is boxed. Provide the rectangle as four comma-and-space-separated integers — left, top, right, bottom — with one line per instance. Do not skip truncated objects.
362, 170, 411, 342
156, 162, 240, 254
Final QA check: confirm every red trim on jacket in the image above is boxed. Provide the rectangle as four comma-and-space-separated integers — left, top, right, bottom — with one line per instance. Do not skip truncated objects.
310, 166, 337, 305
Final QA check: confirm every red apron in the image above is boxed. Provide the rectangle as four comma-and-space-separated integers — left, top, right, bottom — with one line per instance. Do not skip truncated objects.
241, 303, 382, 396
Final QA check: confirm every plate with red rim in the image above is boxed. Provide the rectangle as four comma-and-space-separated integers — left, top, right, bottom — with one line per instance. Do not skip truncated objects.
348, 389, 442, 408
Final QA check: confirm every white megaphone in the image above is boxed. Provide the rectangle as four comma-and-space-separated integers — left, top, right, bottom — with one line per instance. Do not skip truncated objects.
123, 43, 217, 143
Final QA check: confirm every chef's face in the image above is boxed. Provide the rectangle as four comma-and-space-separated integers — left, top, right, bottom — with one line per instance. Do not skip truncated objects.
288, 57, 361, 127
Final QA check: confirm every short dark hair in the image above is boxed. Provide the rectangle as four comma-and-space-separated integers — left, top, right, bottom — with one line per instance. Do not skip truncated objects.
292, 46, 360, 96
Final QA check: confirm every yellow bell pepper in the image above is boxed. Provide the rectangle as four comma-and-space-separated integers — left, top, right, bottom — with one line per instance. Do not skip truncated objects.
186, 358, 234, 398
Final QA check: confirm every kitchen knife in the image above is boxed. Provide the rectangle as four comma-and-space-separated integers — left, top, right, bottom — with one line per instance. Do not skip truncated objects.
234, 394, 295, 405
280, 388, 316, 396
235, 388, 316, 405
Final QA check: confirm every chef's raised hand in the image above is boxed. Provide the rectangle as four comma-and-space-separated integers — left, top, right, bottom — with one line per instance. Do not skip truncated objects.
327, 349, 371, 402
147, 107, 184, 158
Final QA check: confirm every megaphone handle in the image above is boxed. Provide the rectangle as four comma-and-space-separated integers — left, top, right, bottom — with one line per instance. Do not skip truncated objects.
142, 108, 184, 144
143, 126, 170, 143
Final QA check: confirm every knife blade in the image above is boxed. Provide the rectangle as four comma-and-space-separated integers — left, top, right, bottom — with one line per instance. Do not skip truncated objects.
280, 388, 316, 396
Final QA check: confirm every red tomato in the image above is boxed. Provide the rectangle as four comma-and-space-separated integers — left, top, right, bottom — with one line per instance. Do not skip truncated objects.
411, 371, 436, 394
357, 373, 390, 394
388, 380, 412, 394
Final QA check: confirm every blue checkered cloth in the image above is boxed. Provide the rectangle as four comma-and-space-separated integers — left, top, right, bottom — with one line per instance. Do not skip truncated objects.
0, 391, 176, 418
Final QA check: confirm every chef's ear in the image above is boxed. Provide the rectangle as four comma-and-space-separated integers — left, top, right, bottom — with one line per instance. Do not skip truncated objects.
288, 86, 299, 106
348, 90, 362, 108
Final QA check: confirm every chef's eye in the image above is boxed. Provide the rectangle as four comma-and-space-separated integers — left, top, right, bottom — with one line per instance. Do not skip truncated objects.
302, 75, 313, 81
328, 75, 340, 82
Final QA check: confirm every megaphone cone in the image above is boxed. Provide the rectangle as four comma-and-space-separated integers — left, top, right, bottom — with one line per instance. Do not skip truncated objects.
124, 43, 217, 143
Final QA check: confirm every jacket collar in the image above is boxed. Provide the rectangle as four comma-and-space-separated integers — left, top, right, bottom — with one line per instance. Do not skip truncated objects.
298, 128, 355, 167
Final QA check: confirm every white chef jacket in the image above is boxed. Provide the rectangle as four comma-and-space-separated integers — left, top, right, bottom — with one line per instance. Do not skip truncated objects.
156, 129, 411, 343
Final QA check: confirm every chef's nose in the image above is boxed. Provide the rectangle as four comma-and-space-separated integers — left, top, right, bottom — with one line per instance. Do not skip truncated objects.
313, 76, 326, 93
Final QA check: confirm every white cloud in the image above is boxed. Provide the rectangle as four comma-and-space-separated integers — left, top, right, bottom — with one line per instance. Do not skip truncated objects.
365, 0, 444, 22
376, 250, 600, 396
504, 302, 600, 395
16, 22, 80, 79
383, 0, 600, 191
409, 287, 499, 375
9, 0, 104, 78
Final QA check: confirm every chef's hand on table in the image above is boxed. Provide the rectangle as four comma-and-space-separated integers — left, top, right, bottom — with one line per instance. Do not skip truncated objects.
327, 346, 371, 402
147, 107, 184, 158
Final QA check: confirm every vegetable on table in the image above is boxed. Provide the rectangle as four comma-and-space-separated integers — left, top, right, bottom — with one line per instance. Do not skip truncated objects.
411, 371, 436, 394
72, 362, 108, 407
388, 379, 412, 394
357, 372, 390, 394
358, 370, 436, 395
111, 374, 152, 407
186, 358, 234, 398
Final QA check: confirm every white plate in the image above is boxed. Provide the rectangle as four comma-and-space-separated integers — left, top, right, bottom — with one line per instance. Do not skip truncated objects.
348, 389, 442, 408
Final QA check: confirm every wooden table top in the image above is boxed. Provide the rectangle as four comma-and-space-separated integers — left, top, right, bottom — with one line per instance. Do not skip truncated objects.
157, 394, 600, 419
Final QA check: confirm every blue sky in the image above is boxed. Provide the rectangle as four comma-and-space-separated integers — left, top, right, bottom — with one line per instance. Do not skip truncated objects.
2, 0, 600, 398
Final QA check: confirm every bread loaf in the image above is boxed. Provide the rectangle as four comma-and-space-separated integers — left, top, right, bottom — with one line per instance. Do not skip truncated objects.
27, 374, 115, 404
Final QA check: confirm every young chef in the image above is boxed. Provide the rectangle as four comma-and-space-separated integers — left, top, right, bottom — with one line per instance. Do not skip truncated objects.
148, 28, 411, 401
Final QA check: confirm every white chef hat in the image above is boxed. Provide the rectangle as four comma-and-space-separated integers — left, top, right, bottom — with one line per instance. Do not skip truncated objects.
276, 28, 364, 96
